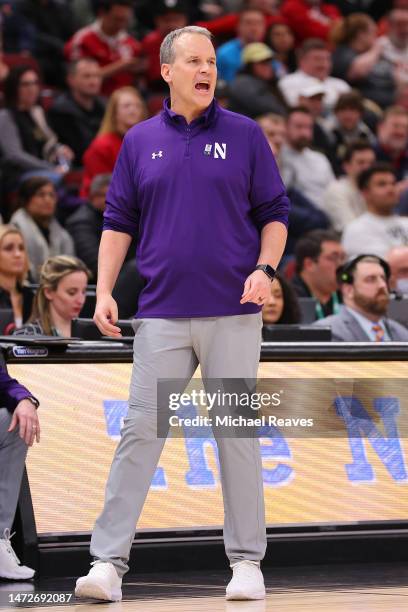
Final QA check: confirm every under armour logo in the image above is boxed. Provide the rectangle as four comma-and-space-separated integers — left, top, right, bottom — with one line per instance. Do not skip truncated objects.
152, 151, 163, 159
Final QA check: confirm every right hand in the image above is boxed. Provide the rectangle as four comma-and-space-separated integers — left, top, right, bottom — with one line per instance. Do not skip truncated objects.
94, 294, 122, 337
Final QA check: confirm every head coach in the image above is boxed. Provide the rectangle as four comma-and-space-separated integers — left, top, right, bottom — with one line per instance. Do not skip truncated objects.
75, 26, 290, 602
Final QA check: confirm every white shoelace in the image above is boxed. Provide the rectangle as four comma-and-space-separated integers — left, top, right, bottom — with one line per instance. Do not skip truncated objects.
1, 528, 21, 565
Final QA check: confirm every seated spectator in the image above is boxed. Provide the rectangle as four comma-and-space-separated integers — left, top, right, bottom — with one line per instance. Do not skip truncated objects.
1, 0, 35, 55
280, 107, 335, 209
141, 0, 189, 92
0, 225, 34, 329
64, 0, 142, 96
291, 229, 346, 319
228, 42, 287, 118
322, 91, 376, 173
0, 66, 74, 187
322, 141, 375, 232
0, 367, 40, 580
20, 0, 76, 87
81, 86, 146, 198
262, 271, 301, 325
331, 13, 396, 109
296, 81, 336, 165
266, 22, 297, 77
387, 245, 408, 293
14, 255, 90, 337
375, 106, 408, 189
47, 59, 106, 167
216, 8, 266, 82
257, 112, 330, 254
66, 174, 111, 280
342, 164, 408, 258
278, 39, 350, 112
10, 177, 75, 282
313, 254, 408, 341
281, 0, 341, 44
378, 9, 408, 88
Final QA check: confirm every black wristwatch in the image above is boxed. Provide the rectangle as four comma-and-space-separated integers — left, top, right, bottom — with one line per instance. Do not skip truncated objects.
23, 396, 39, 408
255, 264, 276, 281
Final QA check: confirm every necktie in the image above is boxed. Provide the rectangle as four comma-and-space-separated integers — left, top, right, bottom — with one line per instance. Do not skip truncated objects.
372, 324, 385, 342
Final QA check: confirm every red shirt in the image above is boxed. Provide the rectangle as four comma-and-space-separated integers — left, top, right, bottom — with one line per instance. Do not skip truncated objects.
141, 30, 164, 86
197, 12, 284, 39
281, 0, 341, 43
81, 132, 123, 198
64, 21, 141, 96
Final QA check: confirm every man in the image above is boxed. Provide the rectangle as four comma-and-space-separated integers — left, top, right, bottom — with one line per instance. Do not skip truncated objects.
216, 8, 266, 82
379, 8, 408, 79
297, 81, 336, 165
281, 0, 341, 43
64, 0, 142, 96
322, 141, 375, 232
228, 42, 287, 118
313, 255, 408, 341
141, 0, 189, 93
375, 106, 408, 186
342, 163, 408, 258
291, 229, 345, 319
257, 113, 329, 253
280, 107, 335, 209
48, 59, 106, 167
386, 245, 408, 293
75, 25, 289, 602
0, 365, 40, 580
278, 39, 350, 111
66, 174, 111, 279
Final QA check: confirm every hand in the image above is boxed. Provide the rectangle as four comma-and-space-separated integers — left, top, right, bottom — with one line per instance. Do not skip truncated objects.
94, 293, 122, 337
8, 399, 40, 446
57, 144, 74, 161
240, 270, 271, 306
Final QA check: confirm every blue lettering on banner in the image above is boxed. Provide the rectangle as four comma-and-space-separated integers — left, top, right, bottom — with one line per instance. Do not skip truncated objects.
103, 401, 166, 488
259, 426, 293, 486
334, 396, 407, 482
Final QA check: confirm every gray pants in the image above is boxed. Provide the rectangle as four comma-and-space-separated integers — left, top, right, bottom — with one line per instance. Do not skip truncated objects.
91, 314, 266, 577
0, 408, 28, 533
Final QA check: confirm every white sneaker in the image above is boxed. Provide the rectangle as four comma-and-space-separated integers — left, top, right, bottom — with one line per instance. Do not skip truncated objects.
75, 561, 122, 601
0, 529, 35, 580
226, 560, 266, 600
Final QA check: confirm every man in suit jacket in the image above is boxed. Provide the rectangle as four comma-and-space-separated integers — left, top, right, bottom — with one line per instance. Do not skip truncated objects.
314, 254, 408, 341
0, 362, 40, 580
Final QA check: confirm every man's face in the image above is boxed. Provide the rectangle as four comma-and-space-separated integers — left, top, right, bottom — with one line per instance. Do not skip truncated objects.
103, 5, 132, 35
304, 240, 346, 293
378, 114, 408, 152
90, 184, 109, 212
156, 12, 188, 36
343, 148, 375, 180
363, 172, 398, 214
161, 34, 217, 113
237, 10, 266, 44
252, 59, 275, 81
286, 112, 313, 150
389, 9, 408, 48
257, 117, 286, 155
68, 60, 102, 97
300, 49, 331, 80
336, 107, 361, 131
298, 93, 324, 118
346, 261, 390, 316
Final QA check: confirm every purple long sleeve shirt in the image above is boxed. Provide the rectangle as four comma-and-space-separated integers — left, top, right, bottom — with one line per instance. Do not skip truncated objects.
0, 367, 37, 413
104, 98, 290, 318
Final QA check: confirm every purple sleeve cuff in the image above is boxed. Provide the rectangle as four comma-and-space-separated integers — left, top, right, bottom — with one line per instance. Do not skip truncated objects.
3, 379, 38, 412
102, 219, 136, 236
251, 195, 291, 231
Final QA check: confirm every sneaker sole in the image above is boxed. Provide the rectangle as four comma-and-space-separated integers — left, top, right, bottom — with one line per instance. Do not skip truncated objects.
226, 589, 266, 601
75, 580, 122, 602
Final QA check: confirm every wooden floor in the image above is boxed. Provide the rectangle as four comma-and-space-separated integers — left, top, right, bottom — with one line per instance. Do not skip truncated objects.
1, 563, 407, 611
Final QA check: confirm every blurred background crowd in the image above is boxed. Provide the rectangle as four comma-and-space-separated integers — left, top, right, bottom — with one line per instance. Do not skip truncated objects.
0, 0, 406, 340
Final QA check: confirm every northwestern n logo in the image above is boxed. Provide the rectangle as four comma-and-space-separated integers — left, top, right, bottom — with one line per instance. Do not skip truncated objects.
214, 142, 227, 159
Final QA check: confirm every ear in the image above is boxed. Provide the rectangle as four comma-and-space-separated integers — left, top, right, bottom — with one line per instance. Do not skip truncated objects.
303, 256, 315, 272
161, 63, 172, 84
43, 287, 54, 302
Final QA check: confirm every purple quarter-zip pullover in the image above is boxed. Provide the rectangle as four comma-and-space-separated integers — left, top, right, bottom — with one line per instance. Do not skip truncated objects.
104, 98, 290, 318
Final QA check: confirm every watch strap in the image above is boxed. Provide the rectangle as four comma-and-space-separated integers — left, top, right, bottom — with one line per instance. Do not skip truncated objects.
255, 264, 276, 280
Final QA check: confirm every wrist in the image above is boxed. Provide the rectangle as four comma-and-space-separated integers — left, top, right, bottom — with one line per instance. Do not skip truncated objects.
255, 264, 276, 281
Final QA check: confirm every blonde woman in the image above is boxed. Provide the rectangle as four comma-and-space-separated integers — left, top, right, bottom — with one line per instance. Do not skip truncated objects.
80, 87, 147, 198
0, 225, 33, 330
14, 256, 90, 337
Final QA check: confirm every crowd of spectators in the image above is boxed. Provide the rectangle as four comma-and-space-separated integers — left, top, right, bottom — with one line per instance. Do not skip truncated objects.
0, 0, 406, 340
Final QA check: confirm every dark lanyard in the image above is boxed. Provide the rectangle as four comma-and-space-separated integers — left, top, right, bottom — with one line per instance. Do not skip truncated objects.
314, 292, 340, 320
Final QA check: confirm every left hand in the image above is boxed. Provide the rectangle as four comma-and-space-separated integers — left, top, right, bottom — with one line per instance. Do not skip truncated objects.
8, 399, 40, 446
240, 270, 271, 306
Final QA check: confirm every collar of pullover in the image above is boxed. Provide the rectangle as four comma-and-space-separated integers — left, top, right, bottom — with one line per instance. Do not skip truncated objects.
162, 97, 219, 130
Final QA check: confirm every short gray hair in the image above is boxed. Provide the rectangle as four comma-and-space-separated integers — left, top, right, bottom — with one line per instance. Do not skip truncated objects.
89, 173, 112, 196
160, 26, 213, 65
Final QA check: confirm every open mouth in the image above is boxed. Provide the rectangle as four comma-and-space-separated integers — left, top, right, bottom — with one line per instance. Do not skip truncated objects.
195, 82, 210, 91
